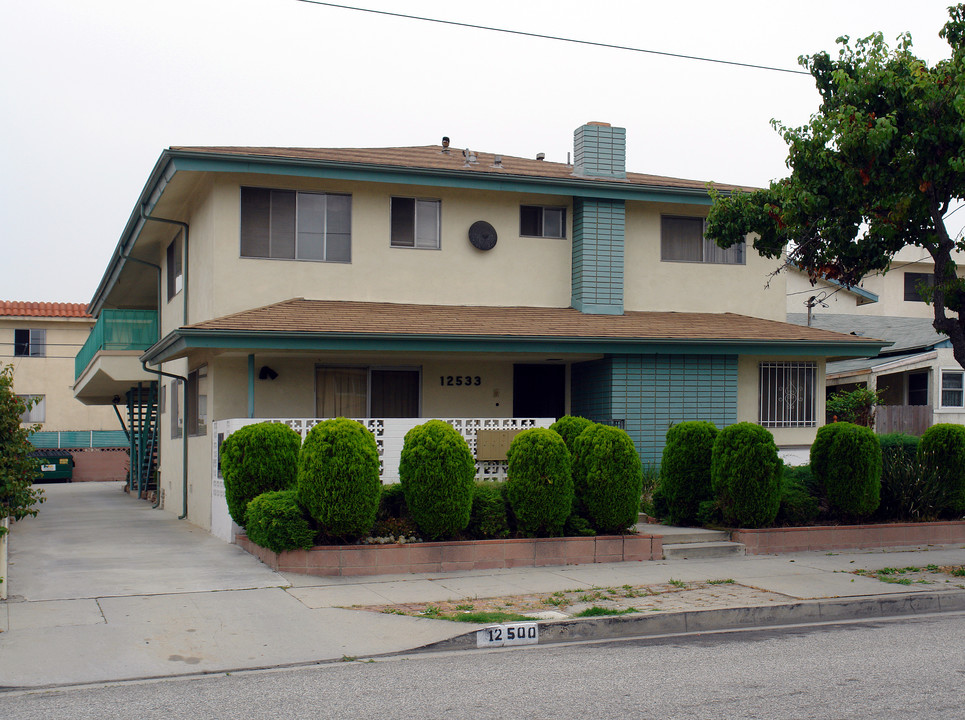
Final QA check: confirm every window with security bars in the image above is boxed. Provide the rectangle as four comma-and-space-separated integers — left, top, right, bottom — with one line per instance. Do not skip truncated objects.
759, 362, 816, 428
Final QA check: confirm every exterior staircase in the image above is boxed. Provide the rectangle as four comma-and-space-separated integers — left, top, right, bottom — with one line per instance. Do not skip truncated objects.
636, 519, 746, 559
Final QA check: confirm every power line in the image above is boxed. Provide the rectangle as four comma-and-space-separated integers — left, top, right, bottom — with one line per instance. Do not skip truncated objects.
294, 1, 810, 76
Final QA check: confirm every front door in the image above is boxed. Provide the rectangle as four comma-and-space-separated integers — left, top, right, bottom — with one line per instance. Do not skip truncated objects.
513, 364, 565, 418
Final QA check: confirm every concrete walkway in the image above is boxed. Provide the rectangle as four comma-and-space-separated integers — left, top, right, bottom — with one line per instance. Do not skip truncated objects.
2, 482, 965, 690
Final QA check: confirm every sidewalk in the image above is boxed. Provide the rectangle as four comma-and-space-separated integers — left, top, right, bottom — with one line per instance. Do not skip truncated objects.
1, 482, 964, 690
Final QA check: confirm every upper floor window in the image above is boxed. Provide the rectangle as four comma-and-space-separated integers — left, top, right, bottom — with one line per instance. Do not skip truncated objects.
759, 361, 816, 428
241, 187, 352, 262
520, 205, 566, 238
661, 216, 744, 265
903, 272, 934, 302
391, 197, 440, 249
14, 329, 45, 357
166, 235, 183, 301
941, 369, 964, 408
17, 394, 45, 423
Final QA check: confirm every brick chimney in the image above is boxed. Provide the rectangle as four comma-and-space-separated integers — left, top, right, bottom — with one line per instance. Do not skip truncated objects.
574, 122, 626, 179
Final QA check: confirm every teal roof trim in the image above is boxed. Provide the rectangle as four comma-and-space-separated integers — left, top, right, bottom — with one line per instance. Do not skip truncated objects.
141, 328, 886, 365
169, 153, 717, 204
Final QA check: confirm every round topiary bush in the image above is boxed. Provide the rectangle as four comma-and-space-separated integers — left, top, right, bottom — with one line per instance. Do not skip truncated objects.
398, 419, 476, 540
710, 422, 782, 528
572, 424, 643, 534
821, 422, 881, 519
505, 428, 574, 536
244, 490, 315, 554
549, 415, 595, 455
808, 422, 850, 497
658, 421, 718, 526
297, 418, 381, 538
220, 422, 302, 528
918, 423, 965, 514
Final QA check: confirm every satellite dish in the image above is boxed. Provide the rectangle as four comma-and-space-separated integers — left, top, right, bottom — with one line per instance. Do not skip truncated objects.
468, 221, 497, 251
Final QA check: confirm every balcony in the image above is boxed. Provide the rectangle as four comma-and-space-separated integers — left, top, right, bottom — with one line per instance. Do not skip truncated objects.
73, 310, 159, 405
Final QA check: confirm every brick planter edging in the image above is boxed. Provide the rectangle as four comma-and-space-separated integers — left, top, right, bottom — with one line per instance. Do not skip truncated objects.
236, 533, 663, 576
733, 520, 965, 555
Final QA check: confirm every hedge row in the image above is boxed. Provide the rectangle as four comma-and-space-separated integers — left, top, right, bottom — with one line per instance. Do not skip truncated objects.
226, 416, 647, 552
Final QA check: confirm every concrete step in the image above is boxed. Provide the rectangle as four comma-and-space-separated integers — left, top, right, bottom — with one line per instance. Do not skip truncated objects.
662, 541, 746, 560
634, 524, 731, 545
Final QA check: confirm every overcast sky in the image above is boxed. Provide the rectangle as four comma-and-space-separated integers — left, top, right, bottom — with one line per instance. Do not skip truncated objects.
1, 0, 959, 304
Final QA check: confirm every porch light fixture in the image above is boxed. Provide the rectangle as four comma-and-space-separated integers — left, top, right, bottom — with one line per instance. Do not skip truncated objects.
258, 366, 278, 380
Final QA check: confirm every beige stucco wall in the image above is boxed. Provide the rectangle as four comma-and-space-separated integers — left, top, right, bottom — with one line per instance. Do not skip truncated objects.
0, 317, 120, 432
624, 202, 786, 320
737, 355, 826, 449
182, 175, 574, 321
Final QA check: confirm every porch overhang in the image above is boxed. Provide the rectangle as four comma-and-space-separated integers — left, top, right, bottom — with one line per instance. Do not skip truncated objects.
141, 328, 887, 366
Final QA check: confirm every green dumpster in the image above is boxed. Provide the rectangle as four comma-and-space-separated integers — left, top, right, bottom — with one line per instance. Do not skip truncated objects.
29, 449, 74, 482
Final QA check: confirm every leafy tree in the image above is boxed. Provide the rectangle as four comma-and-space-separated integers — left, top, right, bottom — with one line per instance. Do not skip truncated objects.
706, 6, 965, 369
1, 364, 44, 540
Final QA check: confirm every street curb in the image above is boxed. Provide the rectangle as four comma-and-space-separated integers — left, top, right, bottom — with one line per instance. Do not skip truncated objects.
408, 589, 965, 653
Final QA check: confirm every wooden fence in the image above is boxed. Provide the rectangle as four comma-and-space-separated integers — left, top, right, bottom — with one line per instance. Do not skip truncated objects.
874, 405, 933, 435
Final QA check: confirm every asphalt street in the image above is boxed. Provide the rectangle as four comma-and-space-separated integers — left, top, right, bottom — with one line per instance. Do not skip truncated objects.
2, 611, 962, 719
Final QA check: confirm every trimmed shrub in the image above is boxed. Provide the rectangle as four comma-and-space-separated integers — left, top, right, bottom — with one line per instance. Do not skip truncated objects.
377, 483, 408, 521
918, 423, 965, 514
572, 424, 643, 534
549, 415, 595, 455
710, 423, 782, 528
505, 428, 574, 536
822, 422, 881, 519
878, 433, 920, 463
244, 490, 315, 554
399, 419, 475, 540
466, 482, 510, 540
776, 471, 820, 526
220, 422, 301, 527
658, 421, 718, 526
809, 422, 850, 497
297, 418, 381, 538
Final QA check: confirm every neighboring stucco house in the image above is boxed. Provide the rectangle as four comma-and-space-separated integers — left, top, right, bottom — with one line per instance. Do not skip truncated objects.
788, 313, 965, 435
73, 122, 884, 531
786, 245, 965, 319
1, 301, 128, 481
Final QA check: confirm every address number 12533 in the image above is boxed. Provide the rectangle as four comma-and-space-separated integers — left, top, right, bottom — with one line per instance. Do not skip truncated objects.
440, 375, 481, 386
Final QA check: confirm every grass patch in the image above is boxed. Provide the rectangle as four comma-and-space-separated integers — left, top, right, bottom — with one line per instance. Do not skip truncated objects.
707, 578, 735, 585
668, 578, 687, 589
572, 606, 637, 618
450, 611, 535, 624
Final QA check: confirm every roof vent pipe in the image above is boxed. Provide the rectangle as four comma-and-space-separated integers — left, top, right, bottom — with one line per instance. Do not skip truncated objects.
536, 153, 545, 161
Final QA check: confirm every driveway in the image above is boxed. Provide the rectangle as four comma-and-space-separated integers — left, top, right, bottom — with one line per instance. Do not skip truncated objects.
5, 481, 285, 601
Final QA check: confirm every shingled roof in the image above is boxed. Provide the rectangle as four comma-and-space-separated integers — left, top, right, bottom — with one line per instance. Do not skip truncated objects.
186, 298, 879, 345
0, 301, 90, 318
169, 145, 752, 194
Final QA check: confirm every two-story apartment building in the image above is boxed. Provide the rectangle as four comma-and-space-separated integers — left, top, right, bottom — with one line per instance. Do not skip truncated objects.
74, 123, 884, 531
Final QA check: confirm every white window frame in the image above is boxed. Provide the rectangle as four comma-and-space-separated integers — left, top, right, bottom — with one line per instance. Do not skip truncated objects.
940, 369, 964, 408
520, 205, 567, 239
661, 215, 744, 265
18, 394, 45, 423
390, 197, 441, 249
759, 362, 816, 428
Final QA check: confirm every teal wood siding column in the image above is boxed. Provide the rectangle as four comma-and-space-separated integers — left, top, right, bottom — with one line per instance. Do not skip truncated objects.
572, 354, 738, 465
572, 198, 625, 315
